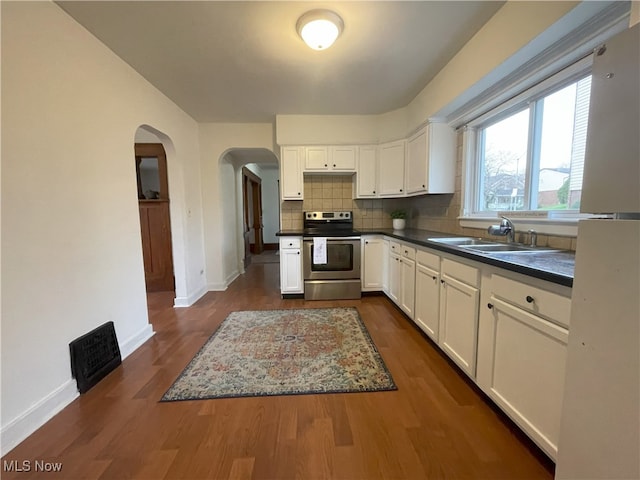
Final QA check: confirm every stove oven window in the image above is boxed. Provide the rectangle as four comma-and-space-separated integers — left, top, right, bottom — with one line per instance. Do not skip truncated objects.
311, 244, 354, 271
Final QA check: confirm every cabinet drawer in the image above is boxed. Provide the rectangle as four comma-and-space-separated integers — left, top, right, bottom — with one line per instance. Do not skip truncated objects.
400, 244, 416, 260
442, 258, 479, 287
417, 248, 440, 270
491, 274, 571, 327
389, 241, 401, 254
280, 237, 301, 249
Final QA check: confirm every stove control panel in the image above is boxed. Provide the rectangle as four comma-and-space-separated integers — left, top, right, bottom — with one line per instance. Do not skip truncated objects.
305, 211, 351, 220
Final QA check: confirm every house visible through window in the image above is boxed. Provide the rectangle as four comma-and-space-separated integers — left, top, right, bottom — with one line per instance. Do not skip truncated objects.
474, 75, 592, 213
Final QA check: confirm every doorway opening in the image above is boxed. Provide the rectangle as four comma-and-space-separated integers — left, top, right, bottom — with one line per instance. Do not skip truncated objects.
135, 142, 175, 292
242, 166, 264, 268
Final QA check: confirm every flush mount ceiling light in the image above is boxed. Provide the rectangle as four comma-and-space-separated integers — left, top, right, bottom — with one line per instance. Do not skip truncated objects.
296, 9, 344, 51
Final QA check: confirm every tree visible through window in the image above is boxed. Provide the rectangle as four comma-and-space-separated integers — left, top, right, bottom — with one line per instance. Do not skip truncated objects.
476, 75, 592, 213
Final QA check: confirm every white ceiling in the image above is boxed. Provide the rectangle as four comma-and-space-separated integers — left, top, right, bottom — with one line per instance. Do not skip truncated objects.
56, 1, 504, 123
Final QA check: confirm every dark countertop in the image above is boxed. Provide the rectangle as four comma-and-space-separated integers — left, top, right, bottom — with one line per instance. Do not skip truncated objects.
277, 227, 575, 287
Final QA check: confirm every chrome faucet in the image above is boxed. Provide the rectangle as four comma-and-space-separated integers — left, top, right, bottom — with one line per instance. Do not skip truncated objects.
528, 229, 538, 247
488, 216, 516, 243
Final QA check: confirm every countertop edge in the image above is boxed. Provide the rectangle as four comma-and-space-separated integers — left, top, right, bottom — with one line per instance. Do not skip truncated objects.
276, 229, 574, 288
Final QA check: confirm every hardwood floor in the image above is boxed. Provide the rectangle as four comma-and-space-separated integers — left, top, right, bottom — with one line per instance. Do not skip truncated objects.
2, 263, 554, 479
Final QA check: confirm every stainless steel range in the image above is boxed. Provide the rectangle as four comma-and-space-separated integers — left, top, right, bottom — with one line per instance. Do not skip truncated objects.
302, 211, 361, 300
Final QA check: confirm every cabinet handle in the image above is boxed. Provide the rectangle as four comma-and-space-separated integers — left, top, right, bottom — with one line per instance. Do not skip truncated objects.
488, 303, 494, 309
297, 192, 301, 196
297, 251, 300, 255
422, 184, 425, 188
400, 189, 403, 192
365, 241, 369, 244
526, 295, 535, 304
373, 190, 376, 194
324, 164, 328, 167
333, 164, 336, 167
432, 276, 437, 280
440, 279, 445, 284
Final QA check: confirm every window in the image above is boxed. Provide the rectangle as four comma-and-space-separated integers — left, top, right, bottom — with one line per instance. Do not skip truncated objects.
471, 72, 592, 214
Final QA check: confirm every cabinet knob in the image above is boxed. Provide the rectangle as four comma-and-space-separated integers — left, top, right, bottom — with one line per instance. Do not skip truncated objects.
400, 189, 403, 192
333, 164, 336, 167
289, 243, 293, 246
440, 279, 445, 284
432, 276, 437, 280
365, 241, 369, 244
373, 190, 376, 194
297, 192, 301, 195
488, 303, 494, 309
297, 251, 300, 255
526, 295, 535, 304
324, 164, 328, 167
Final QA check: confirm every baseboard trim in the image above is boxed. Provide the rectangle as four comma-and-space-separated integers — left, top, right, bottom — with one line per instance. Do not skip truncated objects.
0, 379, 79, 455
119, 324, 155, 359
174, 284, 207, 308
206, 269, 239, 292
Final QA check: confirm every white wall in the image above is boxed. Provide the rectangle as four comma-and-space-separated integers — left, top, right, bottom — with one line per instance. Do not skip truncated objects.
1, 1, 206, 452
198, 124, 275, 290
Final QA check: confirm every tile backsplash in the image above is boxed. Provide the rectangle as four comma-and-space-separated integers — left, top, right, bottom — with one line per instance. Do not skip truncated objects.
280, 175, 402, 230
278, 145, 577, 251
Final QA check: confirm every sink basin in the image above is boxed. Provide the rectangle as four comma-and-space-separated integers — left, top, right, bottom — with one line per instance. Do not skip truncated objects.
428, 237, 496, 246
464, 244, 540, 252
429, 236, 562, 254
464, 244, 562, 253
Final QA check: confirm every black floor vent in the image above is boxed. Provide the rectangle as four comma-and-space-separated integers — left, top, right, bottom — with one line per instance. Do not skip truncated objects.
69, 321, 121, 394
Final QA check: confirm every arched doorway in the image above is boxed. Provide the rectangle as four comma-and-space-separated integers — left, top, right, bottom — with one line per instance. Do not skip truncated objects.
134, 130, 175, 292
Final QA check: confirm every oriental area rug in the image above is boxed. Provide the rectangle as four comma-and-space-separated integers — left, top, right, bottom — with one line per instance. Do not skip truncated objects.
161, 307, 396, 401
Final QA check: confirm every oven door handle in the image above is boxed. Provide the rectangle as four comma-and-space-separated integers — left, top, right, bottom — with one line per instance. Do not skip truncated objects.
303, 236, 361, 241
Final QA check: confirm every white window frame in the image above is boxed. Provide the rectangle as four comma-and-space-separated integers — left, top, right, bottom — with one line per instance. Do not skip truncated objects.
460, 56, 597, 236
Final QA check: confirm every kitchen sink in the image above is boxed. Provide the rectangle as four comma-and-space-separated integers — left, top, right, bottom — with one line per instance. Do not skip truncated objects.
428, 237, 496, 246
429, 237, 562, 254
464, 244, 542, 252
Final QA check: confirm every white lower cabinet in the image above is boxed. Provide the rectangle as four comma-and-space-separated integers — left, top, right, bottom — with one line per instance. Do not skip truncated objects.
376, 235, 572, 459
362, 236, 385, 291
438, 258, 480, 378
279, 237, 303, 294
477, 274, 571, 460
415, 265, 440, 341
388, 250, 401, 304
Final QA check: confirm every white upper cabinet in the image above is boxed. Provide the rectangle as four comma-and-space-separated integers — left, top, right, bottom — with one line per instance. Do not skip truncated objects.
329, 146, 357, 171
406, 123, 456, 195
304, 146, 329, 171
355, 145, 378, 197
303, 146, 357, 172
582, 23, 640, 214
281, 147, 303, 200
378, 140, 406, 196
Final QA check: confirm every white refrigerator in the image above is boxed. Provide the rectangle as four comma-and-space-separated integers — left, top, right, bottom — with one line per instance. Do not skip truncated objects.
556, 22, 640, 480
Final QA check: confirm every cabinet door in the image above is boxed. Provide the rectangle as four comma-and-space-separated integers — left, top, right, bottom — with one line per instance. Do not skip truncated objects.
280, 248, 303, 293
439, 273, 479, 377
362, 237, 384, 291
388, 253, 401, 304
415, 264, 440, 341
426, 123, 456, 194
400, 258, 415, 319
304, 146, 329, 171
406, 127, 428, 195
356, 146, 378, 197
382, 239, 389, 294
281, 147, 303, 200
582, 24, 639, 213
378, 141, 405, 196
330, 146, 356, 171
483, 297, 568, 459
